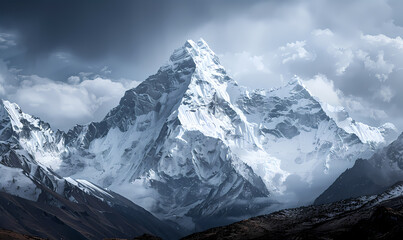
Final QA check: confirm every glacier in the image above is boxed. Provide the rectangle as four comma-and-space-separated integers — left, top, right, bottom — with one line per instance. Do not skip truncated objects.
0, 39, 398, 231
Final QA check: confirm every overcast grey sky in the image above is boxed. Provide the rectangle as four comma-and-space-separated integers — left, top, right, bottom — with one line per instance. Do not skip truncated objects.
0, 0, 402, 131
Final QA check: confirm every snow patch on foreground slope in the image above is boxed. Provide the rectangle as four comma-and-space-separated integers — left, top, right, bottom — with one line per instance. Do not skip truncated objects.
0, 164, 41, 201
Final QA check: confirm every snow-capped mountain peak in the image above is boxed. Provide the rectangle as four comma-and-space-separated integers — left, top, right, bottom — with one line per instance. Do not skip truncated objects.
321, 102, 398, 144
1, 99, 27, 131
0, 39, 397, 231
0, 99, 66, 171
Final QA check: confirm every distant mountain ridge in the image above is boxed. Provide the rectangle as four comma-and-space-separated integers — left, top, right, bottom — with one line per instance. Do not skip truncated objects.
0, 39, 398, 232
321, 102, 398, 145
315, 132, 403, 205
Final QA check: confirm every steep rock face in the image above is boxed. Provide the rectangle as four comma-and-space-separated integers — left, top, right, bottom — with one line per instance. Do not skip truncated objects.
0, 39, 394, 231
315, 133, 403, 205
58, 40, 271, 230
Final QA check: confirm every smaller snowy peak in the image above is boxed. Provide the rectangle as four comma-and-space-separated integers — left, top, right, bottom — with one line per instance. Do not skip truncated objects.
381, 122, 398, 131
367, 181, 403, 205
262, 77, 311, 100
0, 99, 54, 136
321, 102, 397, 145
0, 99, 66, 171
238, 77, 328, 126
242, 77, 325, 120
0, 100, 9, 118
1, 99, 25, 130
287, 76, 305, 87
0, 100, 54, 134
379, 123, 399, 143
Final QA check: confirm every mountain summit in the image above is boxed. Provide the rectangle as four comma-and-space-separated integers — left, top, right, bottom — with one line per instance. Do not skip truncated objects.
0, 39, 397, 232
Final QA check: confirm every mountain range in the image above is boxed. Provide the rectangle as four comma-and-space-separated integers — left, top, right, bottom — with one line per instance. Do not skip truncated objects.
315, 132, 403, 205
0, 39, 401, 238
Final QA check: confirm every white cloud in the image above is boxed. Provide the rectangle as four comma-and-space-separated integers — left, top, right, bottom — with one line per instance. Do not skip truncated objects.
67, 75, 81, 85
101, 66, 112, 75
9, 76, 134, 130
219, 51, 277, 89
301, 74, 390, 125
312, 28, 334, 37
301, 74, 342, 106
343, 96, 388, 121
362, 34, 403, 50
0, 84, 5, 95
377, 85, 394, 102
331, 47, 354, 75
221, 51, 270, 76
0, 33, 16, 49
0, 73, 7, 96
279, 41, 315, 64
356, 50, 394, 82
53, 52, 71, 63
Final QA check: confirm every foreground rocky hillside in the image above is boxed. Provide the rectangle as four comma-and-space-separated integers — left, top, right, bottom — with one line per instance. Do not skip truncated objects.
183, 182, 403, 240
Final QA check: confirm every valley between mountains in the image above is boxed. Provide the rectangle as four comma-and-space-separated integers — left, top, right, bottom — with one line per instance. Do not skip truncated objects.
1, 39, 402, 239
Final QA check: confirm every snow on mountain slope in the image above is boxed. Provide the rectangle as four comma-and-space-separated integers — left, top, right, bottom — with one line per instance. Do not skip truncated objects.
1, 100, 66, 170
57, 40, 271, 230
0, 101, 135, 211
0, 39, 394, 231
322, 102, 397, 145
0, 164, 41, 201
0, 100, 181, 239
0, 100, 121, 203
56, 39, 378, 224
0, 102, 113, 204
235, 79, 373, 203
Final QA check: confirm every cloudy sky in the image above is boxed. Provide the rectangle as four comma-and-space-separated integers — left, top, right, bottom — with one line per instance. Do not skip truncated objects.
0, 0, 402, 131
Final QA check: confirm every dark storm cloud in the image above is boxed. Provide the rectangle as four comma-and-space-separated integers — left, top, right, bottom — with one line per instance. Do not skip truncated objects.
0, 0, 402, 132
0, 0, 288, 85
0, 0, 271, 61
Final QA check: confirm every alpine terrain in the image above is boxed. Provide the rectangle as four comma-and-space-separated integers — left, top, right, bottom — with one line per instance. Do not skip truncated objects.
0, 39, 398, 234
0, 100, 180, 239
183, 181, 403, 240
